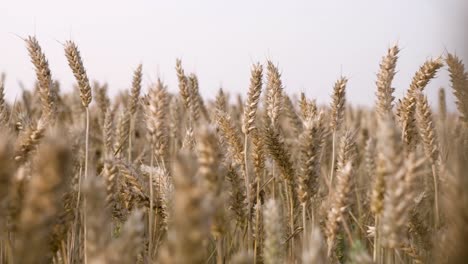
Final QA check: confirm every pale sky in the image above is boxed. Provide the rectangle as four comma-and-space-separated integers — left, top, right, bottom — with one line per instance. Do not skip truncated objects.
0, 0, 467, 107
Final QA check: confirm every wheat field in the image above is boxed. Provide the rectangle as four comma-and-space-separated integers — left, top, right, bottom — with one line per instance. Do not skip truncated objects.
0, 37, 467, 264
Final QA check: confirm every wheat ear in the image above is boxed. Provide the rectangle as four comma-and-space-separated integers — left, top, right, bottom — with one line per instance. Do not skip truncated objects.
128, 64, 142, 162
446, 53, 468, 123
265, 61, 283, 127
375, 45, 399, 119
26, 36, 56, 120
64, 41, 92, 108
397, 58, 443, 153
243, 63, 263, 135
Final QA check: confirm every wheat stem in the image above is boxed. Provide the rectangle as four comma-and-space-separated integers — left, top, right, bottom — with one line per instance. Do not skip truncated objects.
83, 107, 90, 264
128, 118, 133, 162
373, 216, 380, 264
431, 164, 440, 227
148, 150, 154, 261
302, 203, 307, 247
217, 237, 223, 264
244, 136, 252, 252
329, 130, 337, 185
254, 179, 261, 263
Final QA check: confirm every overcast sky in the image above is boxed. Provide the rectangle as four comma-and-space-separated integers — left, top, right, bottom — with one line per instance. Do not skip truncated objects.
0, 0, 466, 107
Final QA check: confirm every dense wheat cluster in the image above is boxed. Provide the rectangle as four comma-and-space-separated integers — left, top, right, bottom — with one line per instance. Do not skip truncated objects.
0, 38, 467, 264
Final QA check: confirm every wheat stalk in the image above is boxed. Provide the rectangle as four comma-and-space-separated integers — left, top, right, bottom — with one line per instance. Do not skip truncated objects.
64, 40, 93, 264
329, 76, 348, 186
